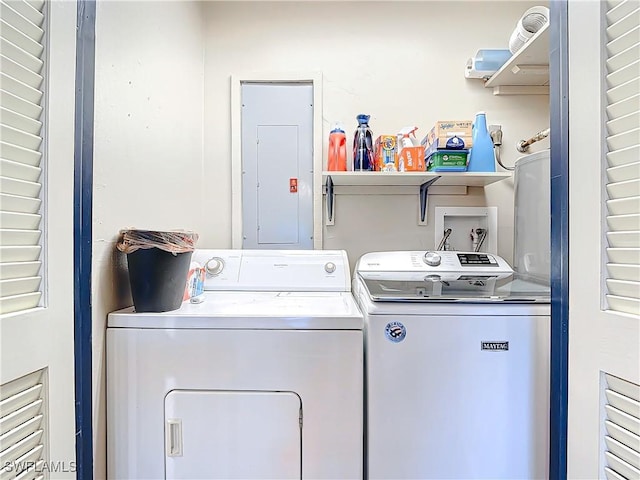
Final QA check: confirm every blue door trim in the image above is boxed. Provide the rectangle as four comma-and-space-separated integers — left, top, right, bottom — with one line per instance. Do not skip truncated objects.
74, 1, 96, 478
549, 1, 569, 479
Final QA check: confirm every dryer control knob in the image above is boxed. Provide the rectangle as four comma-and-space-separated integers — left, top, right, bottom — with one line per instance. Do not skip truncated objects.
324, 262, 336, 274
423, 251, 442, 267
205, 257, 225, 276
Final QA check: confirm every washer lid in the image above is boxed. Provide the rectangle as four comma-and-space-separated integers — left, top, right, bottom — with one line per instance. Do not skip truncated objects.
108, 291, 363, 329
353, 276, 550, 316
353, 250, 550, 303
355, 271, 550, 305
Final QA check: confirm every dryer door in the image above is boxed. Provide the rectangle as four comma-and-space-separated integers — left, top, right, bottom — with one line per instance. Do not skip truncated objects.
165, 390, 302, 479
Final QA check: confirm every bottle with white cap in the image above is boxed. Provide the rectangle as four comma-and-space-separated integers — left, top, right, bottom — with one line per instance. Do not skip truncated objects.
467, 112, 496, 172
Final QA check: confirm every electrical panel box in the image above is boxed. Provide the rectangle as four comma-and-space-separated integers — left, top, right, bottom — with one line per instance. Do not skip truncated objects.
434, 207, 498, 254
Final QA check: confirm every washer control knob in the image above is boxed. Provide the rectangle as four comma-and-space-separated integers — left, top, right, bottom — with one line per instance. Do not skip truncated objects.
423, 251, 442, 267
205, 257, 225, 276
324, 262, 336, 274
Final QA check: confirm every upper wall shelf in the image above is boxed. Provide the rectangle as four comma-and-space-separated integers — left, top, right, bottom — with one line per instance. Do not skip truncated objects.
484, 22, 550, 95
322, 171, 511, 225
322, 171, 510, 187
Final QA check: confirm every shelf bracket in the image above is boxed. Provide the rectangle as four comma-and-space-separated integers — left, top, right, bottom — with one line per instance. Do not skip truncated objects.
491, 85, 550, 96
325, 175, 335, 225
419, 176, 440, 225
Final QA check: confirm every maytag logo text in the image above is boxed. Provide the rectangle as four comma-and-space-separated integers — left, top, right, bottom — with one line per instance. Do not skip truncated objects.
481, 341, 509, 351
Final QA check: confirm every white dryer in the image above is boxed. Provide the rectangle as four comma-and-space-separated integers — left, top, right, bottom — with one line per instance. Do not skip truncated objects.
353, 251, 550, 480
107, 249, 363, 480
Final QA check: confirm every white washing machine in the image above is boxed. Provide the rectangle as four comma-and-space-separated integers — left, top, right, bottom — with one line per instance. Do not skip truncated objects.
353, 251, 550, 480
107, 249, 363, 480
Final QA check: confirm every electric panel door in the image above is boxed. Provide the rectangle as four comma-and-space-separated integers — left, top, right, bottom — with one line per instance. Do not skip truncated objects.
241, 83, 313, 249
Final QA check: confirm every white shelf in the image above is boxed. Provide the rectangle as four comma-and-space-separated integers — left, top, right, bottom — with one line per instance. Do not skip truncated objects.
322, 171, 511, 187
322, 171, 512, 225
484, 22, 550, 95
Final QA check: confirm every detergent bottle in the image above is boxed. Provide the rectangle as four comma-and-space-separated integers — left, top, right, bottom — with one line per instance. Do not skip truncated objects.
467, 112, 496, 172
353, 114, 374, 171
327, 123, 347, 171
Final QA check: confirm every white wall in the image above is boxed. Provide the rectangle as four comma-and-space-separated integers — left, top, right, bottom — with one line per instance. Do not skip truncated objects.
92, 1, 550, 475
92, 2, 206, 478
202, 0, 550, 268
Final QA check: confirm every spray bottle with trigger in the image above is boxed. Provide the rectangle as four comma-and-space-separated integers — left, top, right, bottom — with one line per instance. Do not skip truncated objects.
398, 126, 419, 171
398, 126, 419, 151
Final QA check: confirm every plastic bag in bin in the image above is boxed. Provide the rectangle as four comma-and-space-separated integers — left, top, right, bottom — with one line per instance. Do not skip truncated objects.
116, 229, 199, 255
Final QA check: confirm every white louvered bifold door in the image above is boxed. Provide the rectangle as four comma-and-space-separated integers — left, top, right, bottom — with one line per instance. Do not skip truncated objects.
604, 0, 640, 316
603, 374, 640, 480
0, 369, 47, 479
0, 0, 45, 315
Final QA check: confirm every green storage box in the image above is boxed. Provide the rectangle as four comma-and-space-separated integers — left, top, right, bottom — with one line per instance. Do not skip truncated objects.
426, 149, 469, 172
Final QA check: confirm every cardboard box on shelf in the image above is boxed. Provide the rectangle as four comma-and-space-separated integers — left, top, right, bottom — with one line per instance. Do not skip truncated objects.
426, 149, 469, 172
421, 120, 473, 159
398, 146, 426, 172
374, 135, 398, 171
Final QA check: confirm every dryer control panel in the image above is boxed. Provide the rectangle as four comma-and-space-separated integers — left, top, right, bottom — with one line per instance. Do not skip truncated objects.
191, 249, 352, 292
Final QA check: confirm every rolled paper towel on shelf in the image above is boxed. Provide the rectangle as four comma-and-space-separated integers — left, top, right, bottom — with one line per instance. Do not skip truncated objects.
509, 6, 550, 54
465, 49, 513, 79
